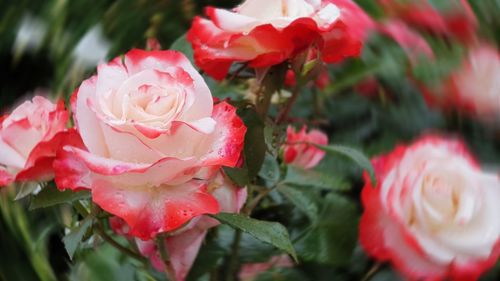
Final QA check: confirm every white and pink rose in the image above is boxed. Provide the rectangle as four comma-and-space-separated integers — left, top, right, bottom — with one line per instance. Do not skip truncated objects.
187, 0, 374, 80
360, 135, 500, 280
54, 49, 247, 240
0, 96, 73, 186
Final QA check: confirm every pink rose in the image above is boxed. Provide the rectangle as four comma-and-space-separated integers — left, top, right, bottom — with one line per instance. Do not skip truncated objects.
360, 135, 500, 280
187, 0, 374, 80
239, 255, 294, 281
131, 172, 247, 281
0, 96, 70, 186
283, 125, 328, 169
54, 49, 246, 239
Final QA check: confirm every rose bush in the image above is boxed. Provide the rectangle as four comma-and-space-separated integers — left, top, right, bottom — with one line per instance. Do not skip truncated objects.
0, 96, 71, 186
54, 49, 246, 239
187, 0, 374, 80
360, 135, 500, 280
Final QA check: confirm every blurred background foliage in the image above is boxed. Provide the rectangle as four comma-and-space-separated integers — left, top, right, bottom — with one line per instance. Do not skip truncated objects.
1, 0, 500, 281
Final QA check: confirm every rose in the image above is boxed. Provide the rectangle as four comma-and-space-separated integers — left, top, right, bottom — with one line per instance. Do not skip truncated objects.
0, 96, 71, 186
118, 172, 247, 281
359, 135, 500, 280
187, 0, 374, 80
54, 49, 246, 239
419, 43, 500, 120
283, 126, 328, 169
449, 44, 500, 118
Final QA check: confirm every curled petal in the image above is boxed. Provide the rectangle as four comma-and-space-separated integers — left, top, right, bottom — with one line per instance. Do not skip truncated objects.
199, 101, 247, 167
188, 17, 293, 80
16, 129, 82, 182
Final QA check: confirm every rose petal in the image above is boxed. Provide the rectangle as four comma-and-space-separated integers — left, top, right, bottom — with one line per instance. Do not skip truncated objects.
92, 179, 219, 239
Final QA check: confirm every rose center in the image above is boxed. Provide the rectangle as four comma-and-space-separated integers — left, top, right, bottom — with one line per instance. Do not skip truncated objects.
421, 175, 458, 223
415, 171, 479, 231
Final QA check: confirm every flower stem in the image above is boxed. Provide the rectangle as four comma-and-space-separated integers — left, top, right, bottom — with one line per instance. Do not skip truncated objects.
156, 234, 176, 280
276, 85, 301, 124
225, 229, 242, 281
94, 221, 147, 263
361, 262, 382, 281
255, 64, 288, 118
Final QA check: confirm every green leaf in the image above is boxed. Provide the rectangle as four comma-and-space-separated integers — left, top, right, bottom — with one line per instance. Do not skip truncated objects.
284, 166, 350, 191
295, 194, 359, 266
63, 218, 93, 260
278, 185, 318, 223
258, 153, 280, 187
217, 224, 278, 263
30, 187, 91, 210
240, 108, 267, 179
255, 268, 309, 281
15, 182, 41, 200
170, 34, 194, 66
211, 213, 297, 262
223, 167, 250, 186
317, 144, 375, 184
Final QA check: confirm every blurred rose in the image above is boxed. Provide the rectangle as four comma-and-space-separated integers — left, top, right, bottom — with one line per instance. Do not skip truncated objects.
419, 43, 500, 120
448, 44, 500, 118
128, 172, 247, 281
54, 49, 246, 239
187, 0, 374, 80
379, 0, 477, 42
0, 96, 72, 186
283, 126, 328, 169
360, 135, 500, 280
378, 20, 434, 62
239, 255, 294, 281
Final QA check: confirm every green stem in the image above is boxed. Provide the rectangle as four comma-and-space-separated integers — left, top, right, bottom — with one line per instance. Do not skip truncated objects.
255, 64, 288, 118
225, 229, 242, 281
276, 85, 301, 124
361, 262, 382, 281
156, 234, 176, 279
243, 187, 275, 215
256, 82, 273, 118
94, 221, 147, 263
